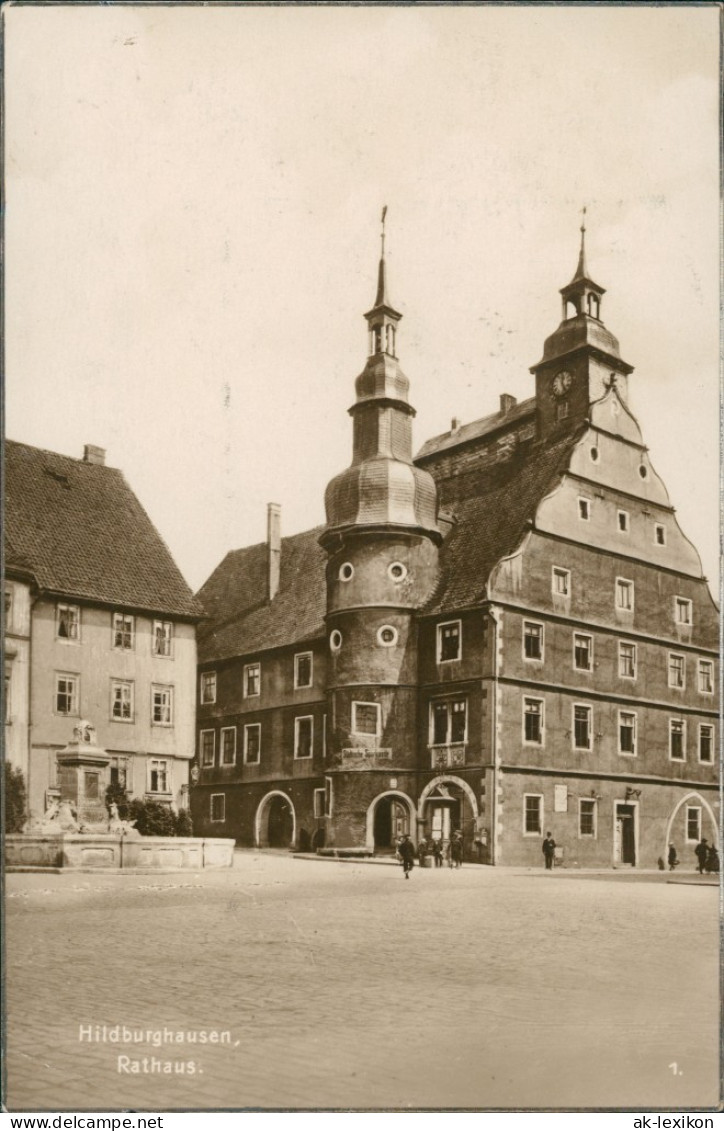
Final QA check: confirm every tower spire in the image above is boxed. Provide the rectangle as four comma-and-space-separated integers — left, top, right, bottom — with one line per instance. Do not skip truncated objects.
375, 205, 391, 308
573, 205, 588, 281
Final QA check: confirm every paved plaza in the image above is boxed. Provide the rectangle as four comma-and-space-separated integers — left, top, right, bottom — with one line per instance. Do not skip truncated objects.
4, 853, 720, 1112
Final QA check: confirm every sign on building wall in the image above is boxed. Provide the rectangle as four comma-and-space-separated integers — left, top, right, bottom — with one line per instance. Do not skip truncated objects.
554, 785, 568, 812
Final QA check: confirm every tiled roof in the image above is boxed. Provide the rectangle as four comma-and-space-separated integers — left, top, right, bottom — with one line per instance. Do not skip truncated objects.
4, 440, 201, 618
415, 396, 536, 461
196, 526, 327, 663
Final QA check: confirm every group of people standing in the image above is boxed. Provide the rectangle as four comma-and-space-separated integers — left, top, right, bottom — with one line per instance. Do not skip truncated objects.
396, 831, 464, 878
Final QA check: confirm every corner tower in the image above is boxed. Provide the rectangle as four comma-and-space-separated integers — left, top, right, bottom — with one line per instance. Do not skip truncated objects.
531, 215, 634, 439
320, 211, 440, 850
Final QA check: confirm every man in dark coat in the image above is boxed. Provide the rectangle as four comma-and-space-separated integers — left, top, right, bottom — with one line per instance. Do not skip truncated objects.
542, 832, 556, 870
397, 834, 416, 879
695, 838, 708, 874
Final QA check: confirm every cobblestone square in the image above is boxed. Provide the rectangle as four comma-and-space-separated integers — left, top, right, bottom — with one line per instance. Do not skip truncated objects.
5, 854, 720, 1111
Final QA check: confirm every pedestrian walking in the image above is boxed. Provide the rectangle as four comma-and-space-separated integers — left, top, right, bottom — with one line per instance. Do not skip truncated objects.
397, 833, 416, 880
450, 830, 463, 868
694, 838, 708, 874
432, 837, 444, 868
667, 843, 679, 871
542, 832, 556, 870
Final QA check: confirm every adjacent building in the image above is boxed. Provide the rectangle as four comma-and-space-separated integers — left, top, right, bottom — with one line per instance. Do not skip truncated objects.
4, 441, 202, 819
192, 226, 719, 866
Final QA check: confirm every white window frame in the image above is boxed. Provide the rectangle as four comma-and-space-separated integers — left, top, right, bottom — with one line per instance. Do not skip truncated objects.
669, 718, 686, 762
294, 651, 313, 690
523, 793, 543, 837
200, 729, 216, 767
437, 619, 462, 663
153, 620, 173, 658
522, 620, 544, 663
210, 793, 226, 823
294, 715, 314, 759
668, 652, 686, 690
338, 562, 354, 582
429, 697, 468, 746
313, 788, 326, 819
151, 684, 173, 726
618, 641, 637, 680
618, 710, 637, 757
552, 567, 570, 598
578, 497, 590, 521
352, 701, 381, 738
220, 726, 237, 766
148, 758, 169, 794
243, 662, 261, 698
654, 523, 666, 546
243, 722, 261, 765
698, 659, 714, 695
615, 577, 634, 612
572, 702, 593, 751
698, 723, 714, 764
617, 509, 630, 533
573, 632, 593, 672
578, 798, 597, 838
56, 603, 81, 643
55, 672, 79, 716
685, 805, 701, 845
377, 625, 399, 648
110, 679, 134, 723
674, 597, 693, 626
523, 697, 544, 746
112, 612, 135, 651
200, 671, 217, 705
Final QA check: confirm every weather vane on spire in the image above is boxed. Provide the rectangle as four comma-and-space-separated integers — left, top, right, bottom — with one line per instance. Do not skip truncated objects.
381, 205, 387, 258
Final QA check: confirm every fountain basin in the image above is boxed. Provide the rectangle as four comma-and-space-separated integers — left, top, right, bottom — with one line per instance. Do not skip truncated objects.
5, 833, 235, 872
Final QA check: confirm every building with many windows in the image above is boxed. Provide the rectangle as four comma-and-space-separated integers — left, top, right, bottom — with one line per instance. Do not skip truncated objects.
191, 226, 718, 866
4, 441, 202, 819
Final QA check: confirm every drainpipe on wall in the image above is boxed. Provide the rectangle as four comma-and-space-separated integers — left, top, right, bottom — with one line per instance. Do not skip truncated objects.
489, 606, 501, 866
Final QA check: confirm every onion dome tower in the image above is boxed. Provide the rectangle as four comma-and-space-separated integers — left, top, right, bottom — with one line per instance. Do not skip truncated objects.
531, 211, 634, 438
320, 210, 441, 850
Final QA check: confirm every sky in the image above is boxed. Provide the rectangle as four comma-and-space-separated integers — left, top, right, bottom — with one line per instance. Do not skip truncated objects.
5, 5, 720, 594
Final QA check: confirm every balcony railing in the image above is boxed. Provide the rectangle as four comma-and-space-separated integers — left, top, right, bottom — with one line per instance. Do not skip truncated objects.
430, 744, 466, 770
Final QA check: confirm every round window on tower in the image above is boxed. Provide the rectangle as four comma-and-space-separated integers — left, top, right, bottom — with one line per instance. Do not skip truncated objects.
330, 630, 343, 652
377, 625, 399, 648
338, 563, 354, 582
387, 561, 408, 582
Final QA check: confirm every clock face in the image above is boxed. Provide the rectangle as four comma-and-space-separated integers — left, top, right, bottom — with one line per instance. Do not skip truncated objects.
553, 370, 572, 397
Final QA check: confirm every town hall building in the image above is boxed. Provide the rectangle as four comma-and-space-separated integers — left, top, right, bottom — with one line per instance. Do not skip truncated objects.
191, 223, 719, 867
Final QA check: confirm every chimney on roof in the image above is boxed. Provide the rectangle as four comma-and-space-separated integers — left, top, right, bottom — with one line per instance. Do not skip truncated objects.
499, 394, 517, 415
267, 503, 281, 601
450, 417, 461, 433
83, 444, 106, 466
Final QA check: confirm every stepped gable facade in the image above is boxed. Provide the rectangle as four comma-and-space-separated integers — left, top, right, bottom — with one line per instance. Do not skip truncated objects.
192, 225, 718, 866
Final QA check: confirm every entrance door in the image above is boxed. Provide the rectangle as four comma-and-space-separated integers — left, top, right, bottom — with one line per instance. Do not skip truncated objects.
267, 795, 293, 848
614, 803, 636, 865
373, 797, 409, 851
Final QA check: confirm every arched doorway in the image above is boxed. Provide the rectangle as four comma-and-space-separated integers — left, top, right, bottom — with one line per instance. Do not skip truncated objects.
256, 791, 296, 849
664, 792, 719, 863
366, 791, 416, 853
418, 776, 479, 861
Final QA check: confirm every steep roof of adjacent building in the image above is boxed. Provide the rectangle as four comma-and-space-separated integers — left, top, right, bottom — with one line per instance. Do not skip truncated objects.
4, 440, 201, 618
416, 396, 536, 461
196, 526, 327, 663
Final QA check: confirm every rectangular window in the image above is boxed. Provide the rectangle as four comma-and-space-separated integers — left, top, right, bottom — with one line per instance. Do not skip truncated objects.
112, 612, 134, 651
655, 523, 666, 546
552, 567, 570, 597
698, 660, 714, 694
109, 756, 130, 791
57, 603, 80, 641
674, 597, 692, 626
294, 715, 313, 759
668, 653, 685, 690
210, 793, 225, 823
615, 578, 634, 611
200, 729, 215, 767
699, 724, 713, 764
55, 673, 79, 716
686, 806, 701, 844
200, 671, 217, 704
152, 685, 173, 726
579, 799, 597, 838
618, 641, 637, 680
313, 788, 326, 819
523, 698, 543, 744
110, 679, 134, 722
294, 652, 313, 689
430, 699, 467, 745
573, 704, 592, 750
437, 620, 461, 662
153, 620, 173, 657
244, 723, 261, 765
220, 727, 237, 766
669, 719, 686, 761
244, 663, 260, 698
578, 498, 590, 521
617, 510, 629, 533
556, 401, 569, 422
573, 633, 592, 672
523, 621, 543, 661
619, 711, 636, 756
149, 759, 169, 794
523, 794, 543, 836
352, 701, 381, 737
